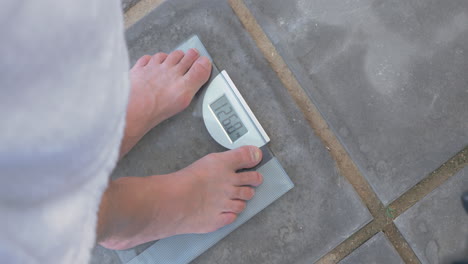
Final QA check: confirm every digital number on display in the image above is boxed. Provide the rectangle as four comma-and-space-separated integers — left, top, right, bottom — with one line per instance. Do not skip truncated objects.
210, 95, 248, 142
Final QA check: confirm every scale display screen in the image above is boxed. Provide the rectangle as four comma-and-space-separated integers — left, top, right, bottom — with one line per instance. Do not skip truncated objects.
210, 95, 248, 142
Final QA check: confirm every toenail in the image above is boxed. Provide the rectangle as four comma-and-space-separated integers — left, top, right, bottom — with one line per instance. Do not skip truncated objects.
251, 147, 261, 162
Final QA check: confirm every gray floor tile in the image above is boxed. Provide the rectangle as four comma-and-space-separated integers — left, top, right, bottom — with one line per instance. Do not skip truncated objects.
395, 167, 468, 264
339, 232, 404, 264
244, 0, 468, 205
95, 0, 373, 263
90, 244, 122, 264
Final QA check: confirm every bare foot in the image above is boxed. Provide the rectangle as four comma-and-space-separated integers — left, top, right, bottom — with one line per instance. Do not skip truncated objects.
97, 146, 263, 250
120, 49, 212, 157
97, 49, 263, 250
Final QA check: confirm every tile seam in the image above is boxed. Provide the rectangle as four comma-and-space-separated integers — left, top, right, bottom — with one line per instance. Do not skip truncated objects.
315, 220, 382, 264
388, 146, 468, 219
382, 222, 421, 264
124, 0, 166, 29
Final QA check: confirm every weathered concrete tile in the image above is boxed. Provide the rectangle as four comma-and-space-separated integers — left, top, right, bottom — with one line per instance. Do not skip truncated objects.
395, 167, 468, 263
91, 0, 372, 263
339, 232, 404, 264
245, 0, 468, 205
89, 244, 121, 264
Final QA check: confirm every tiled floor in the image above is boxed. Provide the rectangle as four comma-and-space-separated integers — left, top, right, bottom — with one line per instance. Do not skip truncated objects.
90, 0, 468, 263
338, 232, 404, 264
395, 167, 468, 264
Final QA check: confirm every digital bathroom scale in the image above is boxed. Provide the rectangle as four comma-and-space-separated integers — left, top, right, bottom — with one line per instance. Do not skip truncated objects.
115, 35, 294, 264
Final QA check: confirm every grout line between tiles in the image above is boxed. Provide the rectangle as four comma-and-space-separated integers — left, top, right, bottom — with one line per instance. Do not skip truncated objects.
383, 222, 420, 263
316, 220, 381, 263
321, 148, 466, 263
388, 146, 468, 219
124, 0, 166, 29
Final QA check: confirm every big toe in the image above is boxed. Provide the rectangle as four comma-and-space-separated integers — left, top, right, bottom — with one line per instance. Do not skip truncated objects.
184, 56, 212, 92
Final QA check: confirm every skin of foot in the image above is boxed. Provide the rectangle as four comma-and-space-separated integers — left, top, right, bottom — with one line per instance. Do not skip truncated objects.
97, 50, 264, 250
119, 48, 212, 158
98, 145, 263, 250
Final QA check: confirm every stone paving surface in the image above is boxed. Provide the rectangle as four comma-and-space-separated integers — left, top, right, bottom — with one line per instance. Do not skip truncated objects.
244, 0, 468, 205
91, 0, 373, 263
339, 232, 404, 264
395, 167, 468, 264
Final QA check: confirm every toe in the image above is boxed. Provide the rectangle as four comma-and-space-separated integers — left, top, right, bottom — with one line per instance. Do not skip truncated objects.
164, 50, 185, 66
149, 52, 168, 65
221, 146, 262, 171
134, 55, 152, 67
234, 171, 263, 187
176, 48, 200, 74
225, 200, 247, 214
216, 213, 237, 229
230, 186, 255, 201
183, 56, 212, 93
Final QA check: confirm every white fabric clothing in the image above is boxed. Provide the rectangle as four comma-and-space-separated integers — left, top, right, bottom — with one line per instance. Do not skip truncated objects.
0, 0, 129, 263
